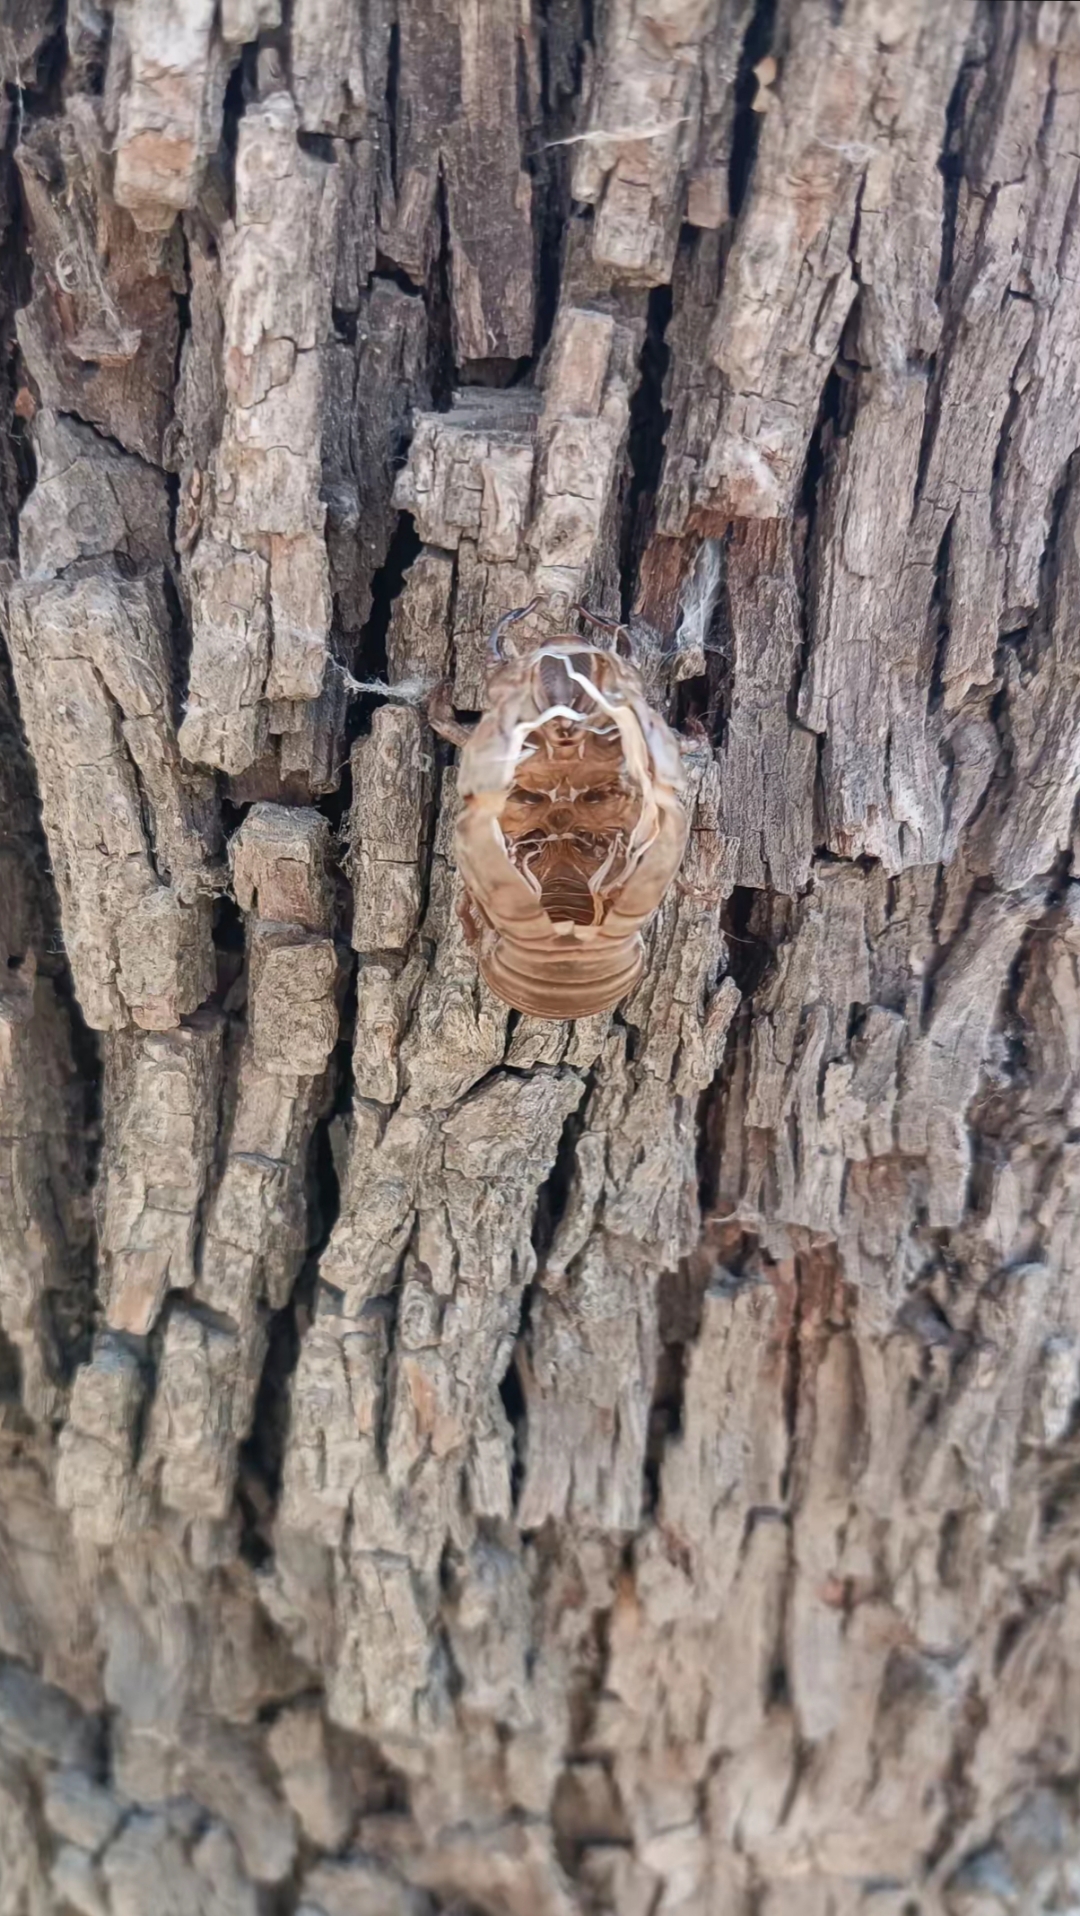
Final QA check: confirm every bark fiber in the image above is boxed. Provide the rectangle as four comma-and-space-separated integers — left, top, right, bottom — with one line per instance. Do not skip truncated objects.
2, 2, 1080, 1912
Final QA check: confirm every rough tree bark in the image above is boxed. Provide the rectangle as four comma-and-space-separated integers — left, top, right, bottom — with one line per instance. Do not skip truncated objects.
2, 1, 1080, 1911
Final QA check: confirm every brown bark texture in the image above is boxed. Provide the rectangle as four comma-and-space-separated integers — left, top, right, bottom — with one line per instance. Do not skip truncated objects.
1, 1, 1080, 1911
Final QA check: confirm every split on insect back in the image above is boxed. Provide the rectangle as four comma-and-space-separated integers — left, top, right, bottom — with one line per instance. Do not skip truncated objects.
453, 602, 690, 1021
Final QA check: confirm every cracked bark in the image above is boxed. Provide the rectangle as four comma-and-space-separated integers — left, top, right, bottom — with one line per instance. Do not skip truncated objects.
3, 3, 1080, 1913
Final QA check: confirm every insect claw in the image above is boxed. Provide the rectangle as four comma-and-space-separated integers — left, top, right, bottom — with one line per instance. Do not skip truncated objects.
426, 680, 476, 749
573, 601, 633, 657
680, 713, 712, 752
676, 878, 723, 907
489, 597, 542, 660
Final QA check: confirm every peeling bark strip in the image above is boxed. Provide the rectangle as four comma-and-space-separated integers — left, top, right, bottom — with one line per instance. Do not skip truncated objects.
5, 2, 1080, 1912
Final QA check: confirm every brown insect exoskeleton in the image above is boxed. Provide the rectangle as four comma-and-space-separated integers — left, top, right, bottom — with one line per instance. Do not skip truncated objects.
451, 603, 690, 1020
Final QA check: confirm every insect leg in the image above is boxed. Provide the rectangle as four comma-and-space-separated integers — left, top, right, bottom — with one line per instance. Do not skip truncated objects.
600, 798, 690, 934
572, 601, 633, 657
489, 597, 541, 660
456, 799, 552, 942
426, 680, 476, 749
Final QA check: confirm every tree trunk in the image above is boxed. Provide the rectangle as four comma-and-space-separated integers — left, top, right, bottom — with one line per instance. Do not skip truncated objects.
2, 2, 1080, 1911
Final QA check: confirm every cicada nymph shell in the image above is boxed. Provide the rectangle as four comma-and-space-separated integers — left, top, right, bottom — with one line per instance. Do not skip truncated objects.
455, 623, 689, 1019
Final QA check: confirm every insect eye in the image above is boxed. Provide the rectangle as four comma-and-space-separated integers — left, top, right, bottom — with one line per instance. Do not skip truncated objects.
510, 787, 546, 805
582, 787, 611, 803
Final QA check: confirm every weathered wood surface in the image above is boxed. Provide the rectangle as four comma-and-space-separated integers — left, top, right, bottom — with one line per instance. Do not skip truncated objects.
3, 2, 1080, 1911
